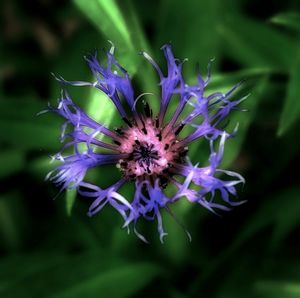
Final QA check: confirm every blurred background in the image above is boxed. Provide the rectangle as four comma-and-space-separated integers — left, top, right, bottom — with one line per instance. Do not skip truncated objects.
1, 0, 300, 297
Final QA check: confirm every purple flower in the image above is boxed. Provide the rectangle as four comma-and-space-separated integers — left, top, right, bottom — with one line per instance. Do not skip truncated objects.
46, 44, 245, 242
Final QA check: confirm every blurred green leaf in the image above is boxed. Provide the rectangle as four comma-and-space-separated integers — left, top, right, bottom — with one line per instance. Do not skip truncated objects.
161, 199, 193, 264
0, 120, 59, 150
0, 98, 47, 121
270, 12, 300, 32
189, 187, 300, 296
0, 196, 19, 251
234, 187, 300, 252
208, 67, 273, 90
0, 98, 60, 150
0, 253, 117, 297
54, 263, 160, 298
0, 191, 29, 252
215, 256, 300, 298
0, 150, 24, 179
65, 189, 77, 216
73, 0, 132, 50
214, 256, 258, 298
28, 157, 53, 178
156, 0, 222, 75
218, 15, 298, 70
255, 281, 300, 298
0, 251, 160, 298
0, 254, 66, 294
277, 49, 300, 136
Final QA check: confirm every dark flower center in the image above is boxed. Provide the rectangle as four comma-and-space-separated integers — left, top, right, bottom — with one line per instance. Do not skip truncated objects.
133, 143, 159, 167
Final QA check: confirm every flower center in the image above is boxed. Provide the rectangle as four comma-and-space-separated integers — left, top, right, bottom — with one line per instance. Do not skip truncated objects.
115, 113, 188, 184
133, 142, 158, 168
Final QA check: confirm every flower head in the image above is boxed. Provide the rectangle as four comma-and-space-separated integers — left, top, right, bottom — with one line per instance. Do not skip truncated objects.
46, 44, 245, 242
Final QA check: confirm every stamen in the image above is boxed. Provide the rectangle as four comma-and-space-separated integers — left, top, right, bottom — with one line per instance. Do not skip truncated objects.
159, 176, 169, 188
155, 117, 159, 128
122, 117, 133, 128
142, 127, 148, 134
143, 101, 151, 117
120, 161, 128, 167
179, 148, 189, 157
175, 123, 185, 135
156, 132, 162, 141
114, 128, 124, 135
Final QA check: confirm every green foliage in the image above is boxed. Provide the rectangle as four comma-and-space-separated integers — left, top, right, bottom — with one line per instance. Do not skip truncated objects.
218, 14, 298, 70
54, 263, 161, 298
0, 98, 60, 150
73, 0, 132, 50
0, 150, 24, 179
0, 252, 160, 298
65, 189, 77, 216
270, 12, 300, 33
278, 49, 300, 136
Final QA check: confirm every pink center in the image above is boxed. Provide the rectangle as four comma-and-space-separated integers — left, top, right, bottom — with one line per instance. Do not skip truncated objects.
116, 117, 186, 180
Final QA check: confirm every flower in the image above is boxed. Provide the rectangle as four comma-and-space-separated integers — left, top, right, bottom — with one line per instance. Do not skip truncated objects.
45, 44, 245, 242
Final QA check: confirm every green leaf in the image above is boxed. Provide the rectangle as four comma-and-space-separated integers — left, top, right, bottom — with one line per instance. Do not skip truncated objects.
0, 253, 114, 297
0, 150, 25, 179
65, 189, 77, 216
218, 15, 298, 70
0, 120, 60, 150
255, 281, 300, 298
53, 263, 160, 298
156, 0, 222, 75
233, 187, 300, 253
0, 191, 29, 252
188, 187, 300, 296
0, 250, 160, 298
214, 256, 300, 298
73, 0, 132, 50
0, 195, 19, 251
277, 48, 300, 136
0, 98, 45, 120
0, 98, 60, 150
28, 157, 53, 178
270, 12, 300, 33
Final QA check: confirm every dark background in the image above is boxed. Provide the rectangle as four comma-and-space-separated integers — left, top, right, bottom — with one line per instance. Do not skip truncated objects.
1, 0, 300, 297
